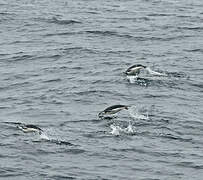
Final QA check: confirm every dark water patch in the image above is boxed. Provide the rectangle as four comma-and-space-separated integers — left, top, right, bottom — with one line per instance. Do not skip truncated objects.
143, 94, 171, 99
43, 31, 78, 37
187, 81, 203, 90
0, 12, 16, 16
150, 35, 193, 41
49, 175, 76, 179
70, 66, 83, 70
51, 17, 81, 25
140, 179, 161, 180
111, 17, 151, 21
4, 54, 35, 62
157, 133, 193, 142
85, 30, 137, 39
33, 139, 77, 147
2, 122, 23, 126
40, 17, 82, 25
43, 78, 62, 83
35, 148, 59, 155
61, 46, 100, 55
35, 54, 62, 61
91, 79, 116, 84
0, 13, 16, 22
0, 167, 24, 178
74, 89, 125, 97
105, 50, 132, 55
59, 148, 85, 154
12, 40, 36, 44
86, 11, 100, 14
49, 139, 75, 146
166, 72, 188, 78
177, 26, 203, 30
0, 53, 9, 57
175, 162, 203, 169
12, 74, 30, 80
183, 48, 203, 53
0, 106, 11, 109
111, 147, 152, 156
147, 13, 175, 17
0, 81, 31, 91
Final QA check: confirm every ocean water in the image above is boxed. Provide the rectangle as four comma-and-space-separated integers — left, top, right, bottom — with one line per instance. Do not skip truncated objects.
0, 0, 203, 179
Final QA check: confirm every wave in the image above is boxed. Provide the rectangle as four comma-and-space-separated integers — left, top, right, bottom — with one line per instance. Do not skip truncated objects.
60, 46, 100, 55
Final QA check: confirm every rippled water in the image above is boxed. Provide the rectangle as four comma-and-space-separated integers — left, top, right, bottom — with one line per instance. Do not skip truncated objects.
1, 0, 203, 179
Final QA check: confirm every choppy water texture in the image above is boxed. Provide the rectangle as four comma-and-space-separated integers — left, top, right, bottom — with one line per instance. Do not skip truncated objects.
0, 0, 203, 179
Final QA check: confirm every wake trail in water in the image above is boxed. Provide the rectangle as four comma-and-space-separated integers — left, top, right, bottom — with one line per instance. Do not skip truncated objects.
39, 132, 50, 140
128, 106, 149, 120
146, 67, 167, 76
39, 130, 75, 146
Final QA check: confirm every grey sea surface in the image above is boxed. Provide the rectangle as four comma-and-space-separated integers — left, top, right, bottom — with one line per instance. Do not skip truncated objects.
0, 0, 203, 179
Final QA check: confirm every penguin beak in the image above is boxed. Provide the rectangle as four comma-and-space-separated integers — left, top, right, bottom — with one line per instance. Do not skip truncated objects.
125, 105, 131, 110
17, 125, 22, 130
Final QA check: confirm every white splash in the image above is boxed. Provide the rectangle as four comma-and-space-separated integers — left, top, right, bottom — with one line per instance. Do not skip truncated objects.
110, 122, 135, 136
128, 106, 149, 120
146, 67, 167, 76
126, 75, 138, 83
125, 122, 134, 133
39, 132, 50, 140
110, 125, 121, 136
